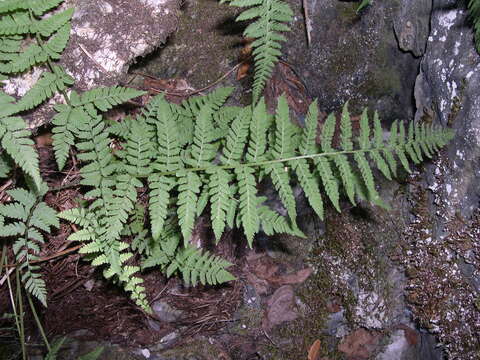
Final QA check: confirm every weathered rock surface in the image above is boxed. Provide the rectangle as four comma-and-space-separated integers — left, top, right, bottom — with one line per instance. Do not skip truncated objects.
3, 0, 181, 127
283, 0, 421, 123
407, 1, 480, 357
393, 0, 432, 57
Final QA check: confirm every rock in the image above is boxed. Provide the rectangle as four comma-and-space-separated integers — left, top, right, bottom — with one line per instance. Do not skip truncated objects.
263, 285, 298, 330
414, 3, 480, 220
282, 0, 426, 123
409, 1, 480, 357
393, 0, 432, 57
150, 331, 180, 352
338, 328, 380, 360
3, 0, 181, 128
152, 300, 185, 323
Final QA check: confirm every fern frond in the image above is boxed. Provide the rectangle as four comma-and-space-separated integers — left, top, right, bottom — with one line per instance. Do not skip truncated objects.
179, 87, 234, 117
208, 168, 232, 241
29, 0, 65, 16
236, 166, 260, 246
151, 96, 182, 172
177, 171, 201, 246
16, 66, 73, 112
35, 8, 74, 37
0, 117, 42, 188
0, 188, 58, 306
316, 157, 340, 212
271, 95, 297, 158
173, 245, 236, 286
148, 174, 174, 240
221, 107, 251, 164
75, 86, 145, 112
119, 119, 154, 177
246, 98, 270, 162
186, 104, 218, 167
229, 0, 293, 102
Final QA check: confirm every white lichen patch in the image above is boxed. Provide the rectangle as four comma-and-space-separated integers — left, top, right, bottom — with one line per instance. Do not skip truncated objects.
438, 10, 458, 31
354, 291, 387, 329
3, 67, 43, 96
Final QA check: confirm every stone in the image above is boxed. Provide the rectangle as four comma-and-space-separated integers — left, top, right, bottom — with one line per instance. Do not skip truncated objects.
393, 0, 432, 57
282, 0, 424, 123
3, 0, 181, 128
152, 300, 185, 323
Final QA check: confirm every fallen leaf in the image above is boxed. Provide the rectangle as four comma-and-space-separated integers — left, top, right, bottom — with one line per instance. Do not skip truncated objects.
308, 339, 321, 360
236, 62, 250, 80
338, 328, 380, 360
263, 285, 298, 330
269, 267, 313, 285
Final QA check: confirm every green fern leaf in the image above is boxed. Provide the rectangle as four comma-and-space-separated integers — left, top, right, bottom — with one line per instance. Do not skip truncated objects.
221, 107, 251, 164
51, 105, 86, 170
0, 117, 42, 187
29, 0, 65, 16
316, 157, 340, 212
340, 102, 353, 151
79, 86, 145, 112
186, 104, 218, 167
16, 66, 73, 112
333, 154, 356, 205
271, 95, 297, 158
177, 171, 201, 246
42, 23, 71, 59
246, 97, 270, 162
395, 121, 411, 172
300, 100, 319, 155
267, 162, 296, 223
236, 166, 260, 246
230, 0, 293, 102
291, 159, 323, 219
152, 96, 182, 172
320, 113, 336, 152
35, 8, 74, 37
120, 119, 154, 177
354, 152, 381, 203
0, 13, 32, 35
370, 111, 391, 179
209, 168, 232, 242
148, 174, 174, 240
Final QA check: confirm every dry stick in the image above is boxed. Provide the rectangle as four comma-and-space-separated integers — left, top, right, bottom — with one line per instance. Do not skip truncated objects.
1, 244, 83, 270
131, 60, 244, 97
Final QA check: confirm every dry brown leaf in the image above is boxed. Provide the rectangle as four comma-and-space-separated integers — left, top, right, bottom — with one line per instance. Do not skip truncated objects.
308, 339, 321, 360
269, 267, 313, 285
236, 62, 250, 80
338, 328, 380, 360
263, 285, 298, 330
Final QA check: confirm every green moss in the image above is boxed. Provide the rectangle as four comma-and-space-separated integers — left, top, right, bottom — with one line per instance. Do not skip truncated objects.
335, 2, 360, 24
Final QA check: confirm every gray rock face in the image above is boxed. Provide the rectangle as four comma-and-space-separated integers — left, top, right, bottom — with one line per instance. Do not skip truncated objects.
410, 1, 480, 357
415, 4, 480, 219
393, 0, 432, 57
283, 0, 421, 123
3, 0, 181, 128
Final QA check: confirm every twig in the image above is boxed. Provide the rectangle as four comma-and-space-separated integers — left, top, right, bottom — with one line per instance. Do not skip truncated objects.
78, 43, 110, 74
1, 245, 82, 269
132, 60, 245, 97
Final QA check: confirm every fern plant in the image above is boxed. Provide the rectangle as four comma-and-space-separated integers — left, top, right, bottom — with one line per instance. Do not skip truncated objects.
0, 186, 58, 306
221, 0, 293, 103
54, 84, 453, 313
0, 0, 74, 309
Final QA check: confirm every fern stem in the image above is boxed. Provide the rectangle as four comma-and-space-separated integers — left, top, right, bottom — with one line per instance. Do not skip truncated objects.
26, 291, 50, 352
150, 144, 412, 177
11, 267, 27, 360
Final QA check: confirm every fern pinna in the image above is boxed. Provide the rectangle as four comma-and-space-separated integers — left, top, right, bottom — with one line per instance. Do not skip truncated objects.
54, 85, 453, 312
221, 0, 293, 103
